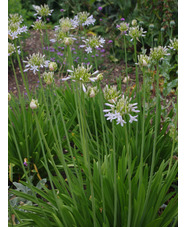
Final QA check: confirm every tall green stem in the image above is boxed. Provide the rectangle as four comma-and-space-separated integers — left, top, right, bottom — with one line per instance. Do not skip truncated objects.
14, 40, 30, 99
112, 122, 117, 227
124, 35, 128, 80
139, 68, 146, 185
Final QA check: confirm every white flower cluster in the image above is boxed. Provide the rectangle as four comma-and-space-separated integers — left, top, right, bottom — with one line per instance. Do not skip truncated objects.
23, 53, 50, 74
32, 19, 46, 30
150, 46, 170, 62
32, 4, 53, 17
117, 22, 129, 34
80, 36, 105, 53
103, 85, 121, 103
137, 54, 151, 68
8, 42, 21, 56
72, 12, 96, 27
62, 64, 103, 92
103, 86, 140, 126
86, 86, 99, 98
59, 17, 77, 32
128, 26, 147, 42
168, 38, 178, 51
8, 14, 28, 40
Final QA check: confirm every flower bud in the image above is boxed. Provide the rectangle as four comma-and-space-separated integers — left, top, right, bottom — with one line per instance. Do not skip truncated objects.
30, 99, 39, 109
123, 76, 130, 83
131, 19, 137, 26
161, 27, 165, 32
149, 24, 154, 30
49, 62, 57, 71
170, 20, 175, 27
8, 93, 11, 101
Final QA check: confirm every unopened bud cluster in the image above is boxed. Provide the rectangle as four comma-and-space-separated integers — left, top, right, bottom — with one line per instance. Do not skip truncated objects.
30, 99, 39, 109
137, 54, 151, 68
43, 72, 54, 85
49, 62, 58, 71
103, 85, 120, 103
86, 86, 99, 98
8, 42, 15, 56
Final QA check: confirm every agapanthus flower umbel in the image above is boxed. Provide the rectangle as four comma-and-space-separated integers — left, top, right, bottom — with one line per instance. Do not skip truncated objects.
30, 99, 39, 109
62, 64, 101, 92
128, 26, 146, 42
43, 72, 54, 85
72, 12, 96, 27
103, 95, 140, 126
117, 22, 129, 34
23, 53, 50, 74
150, 46, 170, 62
9, 14, 23, 25
137, 54, 151, 68
8, 21, 28, 40
32, 4, 53, 17
168, 38, 178, 51
8, 42, 15, 56
32, 20, 46, 30
8, 42, 21, 56
49, 62, 58, 71
59, 17, 77, 32
80, 36, 105, 54
103, 85, 121, 103
86, 86, 99, 98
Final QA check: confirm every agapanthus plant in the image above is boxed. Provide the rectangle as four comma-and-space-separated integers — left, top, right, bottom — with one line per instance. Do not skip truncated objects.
103, 94, 140, 126
23, 53, 50, 74
80, 36, 105, 54
32, 4, 53, 17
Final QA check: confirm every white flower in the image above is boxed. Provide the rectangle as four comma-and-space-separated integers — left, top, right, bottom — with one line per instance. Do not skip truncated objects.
30, 99, 39, 109
128, 114, 138, 123
23, 53, 49, 75
85, 46, 92, 53
116, 115, 126, 126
